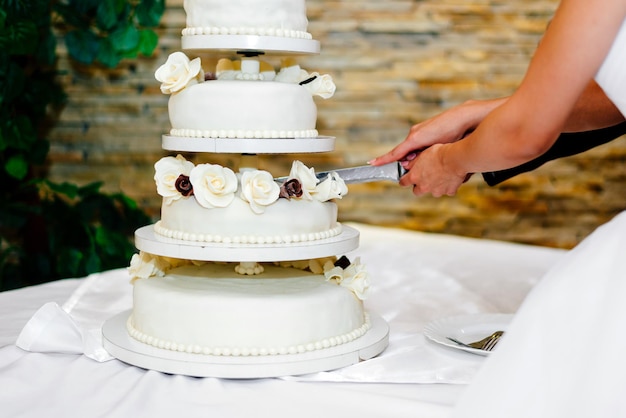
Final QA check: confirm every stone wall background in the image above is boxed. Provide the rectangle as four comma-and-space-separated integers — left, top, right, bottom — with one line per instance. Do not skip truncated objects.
47, 0, 626, 249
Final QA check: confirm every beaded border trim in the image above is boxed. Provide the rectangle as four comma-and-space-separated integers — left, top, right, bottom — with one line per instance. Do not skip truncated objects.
169, 128, 319, 139
182, 26, 312, 40
154, 221, 342, 245
127, 313, 370, 357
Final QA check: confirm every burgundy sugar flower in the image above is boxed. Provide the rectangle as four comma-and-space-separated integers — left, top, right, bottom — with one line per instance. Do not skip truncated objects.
175, 174, 194, 196
279, 178, 303, 199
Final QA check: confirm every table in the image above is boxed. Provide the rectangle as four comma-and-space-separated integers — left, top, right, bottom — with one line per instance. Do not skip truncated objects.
0, 223, 565, 418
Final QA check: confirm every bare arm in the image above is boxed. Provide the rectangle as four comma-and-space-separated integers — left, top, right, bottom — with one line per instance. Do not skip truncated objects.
369, 97, 507, 167
370, 81, 623, 169
375, 0, 626, 197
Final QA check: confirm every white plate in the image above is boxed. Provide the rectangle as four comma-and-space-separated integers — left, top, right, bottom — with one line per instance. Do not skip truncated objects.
181, 35, 320, 55
135, 224, 359, 262
423, 313, 514, 356
162, 135, 335, 154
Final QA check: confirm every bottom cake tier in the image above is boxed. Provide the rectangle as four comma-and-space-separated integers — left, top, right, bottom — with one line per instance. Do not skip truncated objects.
130, 265, 368, 356
126, 254, 372, 357
103, 252, 389, 377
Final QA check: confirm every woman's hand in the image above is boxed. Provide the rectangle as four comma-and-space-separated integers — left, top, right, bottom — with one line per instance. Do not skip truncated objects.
398, 144, 470, 197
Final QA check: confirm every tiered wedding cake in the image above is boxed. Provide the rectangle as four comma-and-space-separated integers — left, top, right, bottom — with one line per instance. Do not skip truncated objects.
102, 0, 389, 377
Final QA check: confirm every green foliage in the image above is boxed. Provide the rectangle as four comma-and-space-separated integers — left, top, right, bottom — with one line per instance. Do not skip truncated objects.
54, 0, 163, 67
0, 0, 163, 290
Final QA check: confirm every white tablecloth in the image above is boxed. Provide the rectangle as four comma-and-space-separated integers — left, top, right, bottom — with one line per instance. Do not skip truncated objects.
0, 223, 565, 418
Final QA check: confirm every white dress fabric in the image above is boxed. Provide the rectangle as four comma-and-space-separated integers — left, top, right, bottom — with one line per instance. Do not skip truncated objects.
453, 18, 626, 418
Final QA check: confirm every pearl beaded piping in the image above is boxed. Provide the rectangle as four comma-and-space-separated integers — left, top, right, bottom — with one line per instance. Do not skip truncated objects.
154, 221, 342, 245
127, 313, 370, 357
169, 128, 319, 139
182, 26, 312, 40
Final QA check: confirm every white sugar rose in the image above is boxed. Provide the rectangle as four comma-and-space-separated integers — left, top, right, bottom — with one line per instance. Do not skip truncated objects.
312, 171, 348, 202
154, 154, 195, 205
155, 52, 204, 94
128, 252, 169, 282
324, 265, 344, 283
189, 163, 237, 208
339, 258, 370, 300
240, 170, 280, 214
288, 160, 319, 200
274, 64, 302, 83
299, 71, 336, 99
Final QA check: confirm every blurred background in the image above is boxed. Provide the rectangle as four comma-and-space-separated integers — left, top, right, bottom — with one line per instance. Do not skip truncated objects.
47, 0, 626, 250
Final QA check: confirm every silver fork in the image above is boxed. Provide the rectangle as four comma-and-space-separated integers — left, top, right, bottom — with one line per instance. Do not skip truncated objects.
447, 330, 504, 351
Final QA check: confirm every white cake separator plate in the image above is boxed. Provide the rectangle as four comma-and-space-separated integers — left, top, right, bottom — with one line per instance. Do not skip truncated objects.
102, 311, 389, 378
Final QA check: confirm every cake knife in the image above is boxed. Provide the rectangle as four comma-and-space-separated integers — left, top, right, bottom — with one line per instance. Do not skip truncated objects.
275, 162, 408, 184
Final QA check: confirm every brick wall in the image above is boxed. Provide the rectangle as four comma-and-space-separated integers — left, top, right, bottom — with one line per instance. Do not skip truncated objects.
47, 0, 626, 249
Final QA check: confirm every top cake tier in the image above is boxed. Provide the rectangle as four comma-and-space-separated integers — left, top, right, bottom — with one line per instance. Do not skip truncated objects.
180, 0, 320, 55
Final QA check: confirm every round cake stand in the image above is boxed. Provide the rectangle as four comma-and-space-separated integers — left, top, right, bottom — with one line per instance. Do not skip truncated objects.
135, 224, 360, 262
181, 35, 320, 55
162, 135, 335, 154
102, 310, 389, 378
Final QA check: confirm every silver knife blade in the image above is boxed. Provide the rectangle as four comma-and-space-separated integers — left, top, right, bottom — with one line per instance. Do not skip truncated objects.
275, 162, 407, 184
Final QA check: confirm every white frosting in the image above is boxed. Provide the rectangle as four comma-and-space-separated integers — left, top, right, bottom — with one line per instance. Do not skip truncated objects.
156, 200, 341, 244
153, 157, 346, 244
156, 53, 336, 140
128, 263, 369, 356
167, 80, 318, 139
182, 0, 311, 39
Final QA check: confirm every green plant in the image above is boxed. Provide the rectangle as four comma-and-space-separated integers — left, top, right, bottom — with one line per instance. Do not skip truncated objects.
0, 0, 164, 290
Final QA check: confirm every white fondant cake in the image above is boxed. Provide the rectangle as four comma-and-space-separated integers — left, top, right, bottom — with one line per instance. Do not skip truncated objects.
182, 0, 311, 39
155, 53, 335, 139
119, 0, 385, 370
128, 254, 371, 356
168, 80, 318, 139
153, 155, 347, 244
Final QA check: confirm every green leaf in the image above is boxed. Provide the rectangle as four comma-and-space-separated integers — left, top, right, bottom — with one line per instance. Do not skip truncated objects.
5, 154, 29, 179
30, 138, 50, 164
135, 0, 165, 27
138, 29, 158, 56
13, 115, 37, 149
110, 23, 139, 52
5, 20, 38, 55
57, 248, 84, 278
67, 0, 101, 16
0, 125, 5, 151
35, 28, 57, 66
96, 36, 122, 68
0, 9, 7, 29
78, 181, 105, 196
46, 181, 79, 199
96, 0, 123, 31
84, 249, 102, 274
65, 29, 100, 65
2, 62, 26, 104
52, 3, 90, 30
